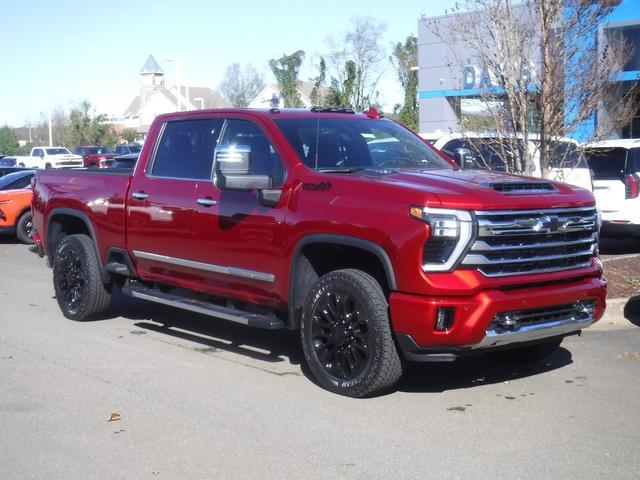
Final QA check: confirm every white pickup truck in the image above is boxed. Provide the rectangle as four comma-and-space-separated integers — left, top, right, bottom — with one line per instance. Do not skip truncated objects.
15, 147, 83, 169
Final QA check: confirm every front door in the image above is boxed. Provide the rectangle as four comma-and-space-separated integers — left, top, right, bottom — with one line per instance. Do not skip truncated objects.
190, 116, 290, 308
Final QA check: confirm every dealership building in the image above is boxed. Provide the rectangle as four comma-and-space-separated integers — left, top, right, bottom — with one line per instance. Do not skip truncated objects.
417, 0, 640, 140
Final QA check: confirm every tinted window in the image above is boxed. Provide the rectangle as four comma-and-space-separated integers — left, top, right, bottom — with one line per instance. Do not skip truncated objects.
32, 149, 43, 157
151, 119, 223, 179
585, 148, 628, 180
275, 117, 450, 171
0, 171, 34, 190
219, 119, 286, 186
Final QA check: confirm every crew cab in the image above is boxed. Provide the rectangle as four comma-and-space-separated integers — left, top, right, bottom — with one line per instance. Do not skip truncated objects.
32, 108, 607, 397
15, 147, 83, 169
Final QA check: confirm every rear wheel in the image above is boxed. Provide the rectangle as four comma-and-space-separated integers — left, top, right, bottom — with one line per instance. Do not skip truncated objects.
52, 234, 111, 320
16, 212, 35, 244
300, 269, 403, 397
488, 338, 563, 363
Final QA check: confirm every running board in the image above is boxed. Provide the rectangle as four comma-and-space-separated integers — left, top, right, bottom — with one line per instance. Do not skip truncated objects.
122, 283, 284, 330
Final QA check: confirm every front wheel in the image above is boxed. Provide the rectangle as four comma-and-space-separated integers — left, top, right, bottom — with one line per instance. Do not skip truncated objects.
15, 212, 35, 244
52, 234, 112, 320
488, 338, 563, 363
300, 269, 403, 397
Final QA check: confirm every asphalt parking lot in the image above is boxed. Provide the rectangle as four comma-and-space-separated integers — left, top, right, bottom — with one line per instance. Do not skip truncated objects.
1, 238, 640, 480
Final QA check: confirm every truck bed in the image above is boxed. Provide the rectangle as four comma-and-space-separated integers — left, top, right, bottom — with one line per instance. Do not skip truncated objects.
33, 168, 133, 263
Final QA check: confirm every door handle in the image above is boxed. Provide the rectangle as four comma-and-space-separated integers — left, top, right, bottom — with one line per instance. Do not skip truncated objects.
132, 192, 149, 200
196, 198, 218, 207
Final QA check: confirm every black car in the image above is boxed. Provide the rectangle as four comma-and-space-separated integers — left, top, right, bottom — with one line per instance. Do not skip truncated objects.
113, 144, 142, 156
110, 153, 139, 169
0, 156, 17, 167
0, 166, 32, 177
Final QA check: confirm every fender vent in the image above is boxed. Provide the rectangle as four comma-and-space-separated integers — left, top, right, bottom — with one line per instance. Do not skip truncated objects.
490, 182, 556, 194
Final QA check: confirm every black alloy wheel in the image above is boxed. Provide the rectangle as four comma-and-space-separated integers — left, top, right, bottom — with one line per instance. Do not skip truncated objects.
16, 212, 35, 244
300, 269, 403, 397
52, 234, 112, 320
311, 290, 371, 380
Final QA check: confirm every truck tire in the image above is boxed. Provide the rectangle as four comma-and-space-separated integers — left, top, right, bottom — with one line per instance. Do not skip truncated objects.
300, 269, 403, 397
52, 234, 111, 321
15, 212, 35, 244
488, 338, 563, 363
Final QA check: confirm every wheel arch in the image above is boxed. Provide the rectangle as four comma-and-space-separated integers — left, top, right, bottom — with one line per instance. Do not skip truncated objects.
46, 208, 109, 283
287, 234, 397, 330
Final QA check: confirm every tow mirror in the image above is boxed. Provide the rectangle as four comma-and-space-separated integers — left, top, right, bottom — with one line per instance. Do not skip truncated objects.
214, 144, 272, 191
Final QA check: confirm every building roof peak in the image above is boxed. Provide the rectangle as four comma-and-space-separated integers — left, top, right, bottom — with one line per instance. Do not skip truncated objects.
140, 55, 163, 75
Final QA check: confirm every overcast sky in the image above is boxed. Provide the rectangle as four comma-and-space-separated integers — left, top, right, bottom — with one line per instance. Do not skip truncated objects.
0, 0, 458, 126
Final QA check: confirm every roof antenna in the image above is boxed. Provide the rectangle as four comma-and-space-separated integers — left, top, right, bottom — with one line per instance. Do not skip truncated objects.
314, 111, 320, 172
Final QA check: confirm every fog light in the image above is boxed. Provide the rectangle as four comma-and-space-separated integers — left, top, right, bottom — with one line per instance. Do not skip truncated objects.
435, 307, 455, 331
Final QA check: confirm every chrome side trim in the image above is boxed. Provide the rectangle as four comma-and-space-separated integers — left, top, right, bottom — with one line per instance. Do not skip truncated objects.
132, 250, 275, 283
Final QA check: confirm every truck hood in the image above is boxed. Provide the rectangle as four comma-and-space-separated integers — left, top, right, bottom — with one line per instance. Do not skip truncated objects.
347, 168, 595, 210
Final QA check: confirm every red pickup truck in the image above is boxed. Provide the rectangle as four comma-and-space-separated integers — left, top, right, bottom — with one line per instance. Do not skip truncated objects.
32, 108, 606, 397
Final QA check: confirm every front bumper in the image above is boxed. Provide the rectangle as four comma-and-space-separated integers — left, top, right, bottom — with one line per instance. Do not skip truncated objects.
390, 275, 607, 361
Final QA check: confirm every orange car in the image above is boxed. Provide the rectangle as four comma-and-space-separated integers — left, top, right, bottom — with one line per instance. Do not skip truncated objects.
0, 170, 36, 244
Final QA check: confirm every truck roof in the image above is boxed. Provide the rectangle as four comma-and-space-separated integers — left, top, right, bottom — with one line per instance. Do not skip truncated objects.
154, 107, 384, 122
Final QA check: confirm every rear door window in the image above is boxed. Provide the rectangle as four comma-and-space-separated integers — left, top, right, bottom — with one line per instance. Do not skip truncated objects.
585, 148, 628, 180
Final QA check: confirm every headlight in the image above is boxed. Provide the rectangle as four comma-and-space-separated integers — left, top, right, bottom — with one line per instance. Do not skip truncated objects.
410, 206, 474, 272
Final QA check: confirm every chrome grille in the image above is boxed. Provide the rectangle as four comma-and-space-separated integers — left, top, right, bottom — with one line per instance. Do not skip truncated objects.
462, 207, 598, 277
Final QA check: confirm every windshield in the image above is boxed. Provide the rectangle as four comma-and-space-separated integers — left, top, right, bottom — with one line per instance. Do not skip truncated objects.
274, 117, 452, 171
0, 171, 34, 190
547, 142, 587, 169
46, 148, 71, 155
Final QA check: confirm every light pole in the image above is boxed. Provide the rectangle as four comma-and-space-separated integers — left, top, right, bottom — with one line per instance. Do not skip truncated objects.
194, 97, 204, 110
48, 110, 53, 147
165, 56, 182, 111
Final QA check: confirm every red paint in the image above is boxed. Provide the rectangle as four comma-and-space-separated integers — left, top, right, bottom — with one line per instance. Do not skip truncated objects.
32, 108, 607, 349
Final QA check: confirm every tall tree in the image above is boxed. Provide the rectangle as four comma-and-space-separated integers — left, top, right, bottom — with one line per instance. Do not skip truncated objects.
0, 126, 20, 155
269, 50, 305, 107
326, 16, 387, 110
310, 57, 327, 107
391, 35, 419, 131
425, 0, 638, 176
219, 63, 266, 107
65, 101, 117, 149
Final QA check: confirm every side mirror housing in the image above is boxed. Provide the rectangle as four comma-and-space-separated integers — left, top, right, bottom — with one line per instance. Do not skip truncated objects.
214, 144, 272, 191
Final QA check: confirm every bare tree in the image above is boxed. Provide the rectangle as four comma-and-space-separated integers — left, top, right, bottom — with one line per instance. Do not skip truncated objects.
325, 16, 388, 110
219, 63, 266, 108
424, 0, 638, 177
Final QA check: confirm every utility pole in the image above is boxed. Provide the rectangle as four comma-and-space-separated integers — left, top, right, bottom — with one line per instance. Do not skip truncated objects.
48, 110, 53, 147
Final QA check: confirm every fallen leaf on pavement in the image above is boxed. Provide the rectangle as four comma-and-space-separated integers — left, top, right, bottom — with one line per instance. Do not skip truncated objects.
617, 352, 640, 360
108, 413, 121, 422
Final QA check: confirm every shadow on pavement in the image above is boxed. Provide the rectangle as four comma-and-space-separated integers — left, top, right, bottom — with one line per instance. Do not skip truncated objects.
107, 287, 574, 395
397, 347, 572, 394
623, 296, 640, 327
108, 287, 304, 367
599, 237, 640, 255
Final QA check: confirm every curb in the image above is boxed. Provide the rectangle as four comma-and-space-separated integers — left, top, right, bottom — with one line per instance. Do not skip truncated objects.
590, 296, 639, 330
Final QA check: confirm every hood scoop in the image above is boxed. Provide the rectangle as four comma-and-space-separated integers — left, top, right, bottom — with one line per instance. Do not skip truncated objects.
489, 181, 557, 195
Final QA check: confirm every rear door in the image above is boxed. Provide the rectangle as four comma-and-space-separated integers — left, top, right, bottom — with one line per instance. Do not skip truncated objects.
586, 148, 628, 214
127, 117, 224, 286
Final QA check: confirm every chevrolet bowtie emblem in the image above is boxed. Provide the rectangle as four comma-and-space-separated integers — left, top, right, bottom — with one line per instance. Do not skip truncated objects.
534, 215, 566, 233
